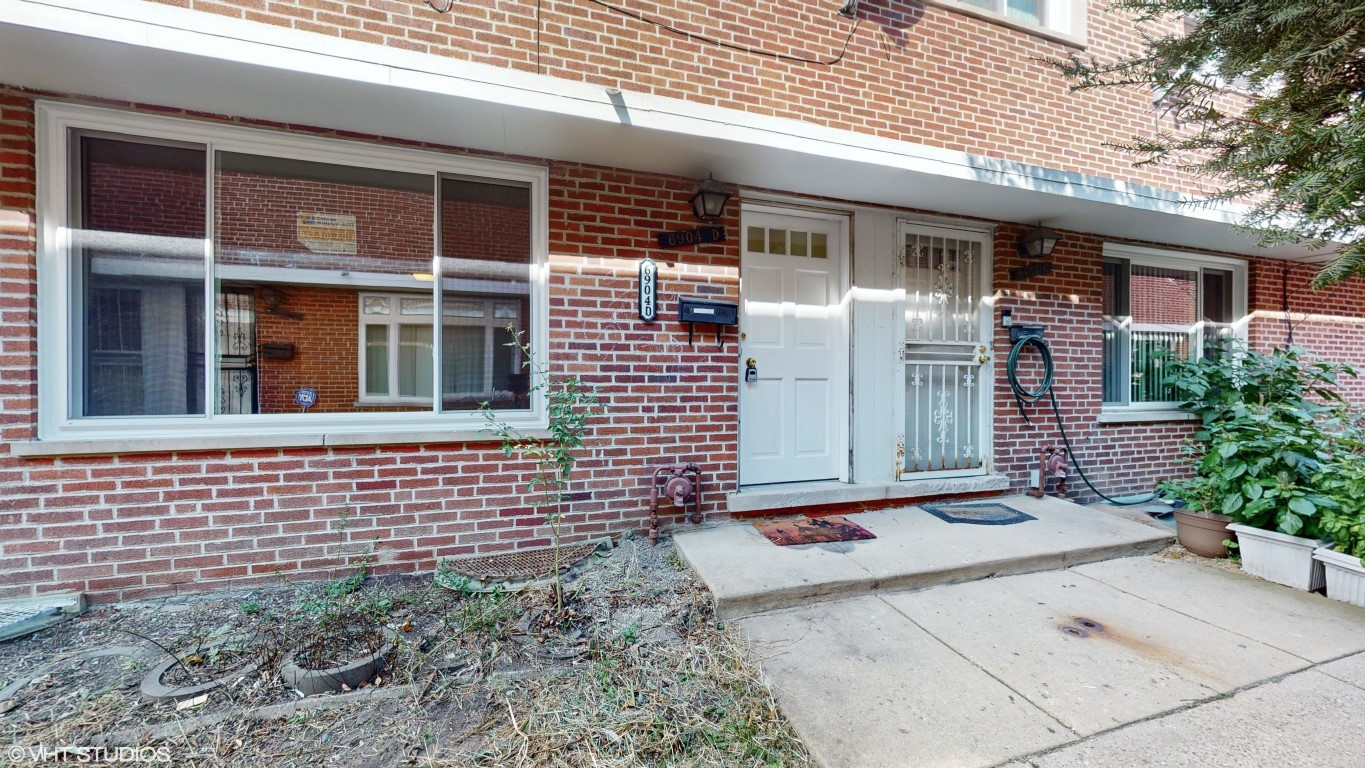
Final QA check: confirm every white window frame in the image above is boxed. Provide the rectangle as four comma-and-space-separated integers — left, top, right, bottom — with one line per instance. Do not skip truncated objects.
357, 293, 523, 406
924, 0, 1087, 47
35, 101, 550, 441
1100, 243, 1248, 417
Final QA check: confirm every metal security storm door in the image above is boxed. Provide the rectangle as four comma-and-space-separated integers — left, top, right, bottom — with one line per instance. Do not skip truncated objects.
898, 223, 993, 479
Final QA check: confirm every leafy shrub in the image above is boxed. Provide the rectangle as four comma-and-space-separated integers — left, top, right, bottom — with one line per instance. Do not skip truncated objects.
1167, 344, 1355, 539
1315, 450, 1365, 565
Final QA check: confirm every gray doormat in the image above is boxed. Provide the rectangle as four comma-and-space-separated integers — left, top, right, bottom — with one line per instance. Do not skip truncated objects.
918, 502, 1036, 526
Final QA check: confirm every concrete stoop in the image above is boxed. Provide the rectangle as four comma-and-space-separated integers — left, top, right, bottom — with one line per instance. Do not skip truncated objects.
673, 494, 1174, 619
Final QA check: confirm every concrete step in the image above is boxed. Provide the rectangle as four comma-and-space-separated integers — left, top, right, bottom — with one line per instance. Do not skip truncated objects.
673, 494, 1175, 619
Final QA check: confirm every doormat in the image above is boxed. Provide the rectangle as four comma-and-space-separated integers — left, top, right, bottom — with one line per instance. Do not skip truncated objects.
753, 516, 876, 546
918, 502, 1036, 526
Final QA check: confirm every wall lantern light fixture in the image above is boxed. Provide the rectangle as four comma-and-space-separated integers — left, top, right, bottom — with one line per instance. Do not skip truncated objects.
688, 174, 732, 221
838, 0, 860, 18
1017, 224, 1062, 259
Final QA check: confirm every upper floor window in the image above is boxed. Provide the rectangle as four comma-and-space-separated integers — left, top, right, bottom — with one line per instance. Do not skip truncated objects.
1101, 244, 1246, 410
37, 103, 548, 441
928, 0, 1086, 45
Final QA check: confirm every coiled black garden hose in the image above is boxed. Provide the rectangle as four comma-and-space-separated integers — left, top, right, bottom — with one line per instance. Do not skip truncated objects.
1005, 336, 1159, 506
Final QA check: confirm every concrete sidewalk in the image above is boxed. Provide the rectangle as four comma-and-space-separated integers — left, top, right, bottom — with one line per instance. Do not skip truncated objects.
675, 494, 1173, 618
740, 556, 1365, 768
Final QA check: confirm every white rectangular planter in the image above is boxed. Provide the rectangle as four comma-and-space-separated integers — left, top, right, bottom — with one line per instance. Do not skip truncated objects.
1313, 546, 1365, 608
1227, 523, 1327, 591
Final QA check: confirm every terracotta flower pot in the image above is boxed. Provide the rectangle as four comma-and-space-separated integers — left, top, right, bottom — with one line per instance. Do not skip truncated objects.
1174, 509, 1236, 558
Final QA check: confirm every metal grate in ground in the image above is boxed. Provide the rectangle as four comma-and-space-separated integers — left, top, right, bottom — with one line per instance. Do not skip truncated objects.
444, 540, 605, 581
0, 600, 75, 642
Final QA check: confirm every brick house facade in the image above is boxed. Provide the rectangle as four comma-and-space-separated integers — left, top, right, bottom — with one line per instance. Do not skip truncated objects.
1, 0, 1363, 601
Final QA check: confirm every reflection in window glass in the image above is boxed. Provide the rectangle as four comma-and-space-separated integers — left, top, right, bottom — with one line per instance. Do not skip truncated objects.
1104, 257, 1237, 406
214, 152, 433, 414
810, 232, 829, 259
364, 325, 388, 397
747, 226, 765, 254
76, 135, 207, 417
398, 325, 433, 398
768, 228, 787, 255
440, 177, 533, 411
1006, 0, 1041, 24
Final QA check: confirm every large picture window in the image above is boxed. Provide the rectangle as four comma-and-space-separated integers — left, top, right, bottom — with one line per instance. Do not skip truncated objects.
1101, 245, 1246, 410
37, 104, 547, 441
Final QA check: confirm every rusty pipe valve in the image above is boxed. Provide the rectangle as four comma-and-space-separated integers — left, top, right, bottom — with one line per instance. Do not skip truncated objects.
1027, 445, 1069, 499
649, 462, 703, 545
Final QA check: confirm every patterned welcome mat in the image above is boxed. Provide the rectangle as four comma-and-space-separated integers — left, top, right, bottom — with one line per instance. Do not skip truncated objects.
754, 515, 877, 546
918, 502, 1036, 526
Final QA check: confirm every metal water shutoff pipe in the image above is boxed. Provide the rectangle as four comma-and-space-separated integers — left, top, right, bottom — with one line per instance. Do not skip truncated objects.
649, 462, 703, 545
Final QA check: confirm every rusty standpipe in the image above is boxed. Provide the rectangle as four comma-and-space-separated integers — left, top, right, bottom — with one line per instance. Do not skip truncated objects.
1026, 444, 1069, 499
648, 462, 703, 545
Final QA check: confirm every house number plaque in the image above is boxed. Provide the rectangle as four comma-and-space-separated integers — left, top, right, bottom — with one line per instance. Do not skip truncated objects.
655, 226, 726, 249
638, 258, 658, 322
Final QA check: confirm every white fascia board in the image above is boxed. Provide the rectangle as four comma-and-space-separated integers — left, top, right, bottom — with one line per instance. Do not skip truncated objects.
4, 0, 1247, 228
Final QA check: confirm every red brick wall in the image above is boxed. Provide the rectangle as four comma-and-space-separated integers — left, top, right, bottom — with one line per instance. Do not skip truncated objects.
8, 89, 1365, 600
152, 0, 1202, 194
1129, 269, 1198, 325
217, 170, 432, 273
992, 227, 1197, 502
0, 91, 737, 601
87, 162, 204, 238
1248, 258, 1365, 402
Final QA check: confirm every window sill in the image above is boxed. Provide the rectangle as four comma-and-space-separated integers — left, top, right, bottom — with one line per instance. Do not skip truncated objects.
1097, 409, 1197, 425
922, 0, 1087, 49
10, 429, 550, 458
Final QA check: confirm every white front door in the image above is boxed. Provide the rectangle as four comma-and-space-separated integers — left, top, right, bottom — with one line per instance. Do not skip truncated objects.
898, 222, 993, 478
739, 209, 847, 486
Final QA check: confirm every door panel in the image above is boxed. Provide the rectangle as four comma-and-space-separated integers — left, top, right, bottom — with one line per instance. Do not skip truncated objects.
899, 225, 992, 478
739, 211, 846, 486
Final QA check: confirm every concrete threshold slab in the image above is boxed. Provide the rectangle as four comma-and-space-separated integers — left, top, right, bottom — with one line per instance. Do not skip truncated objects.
675, 494, 1174, 619
725, 474, 1011, 513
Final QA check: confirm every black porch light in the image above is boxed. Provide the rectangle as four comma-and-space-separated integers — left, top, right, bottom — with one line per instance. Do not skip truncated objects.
688, 174, 732, 221
1017, 224, 1061, 259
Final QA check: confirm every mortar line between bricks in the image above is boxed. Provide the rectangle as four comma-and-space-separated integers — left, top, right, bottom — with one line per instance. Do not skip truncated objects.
874, 592, 1078, 740
994, 651, 1365, 767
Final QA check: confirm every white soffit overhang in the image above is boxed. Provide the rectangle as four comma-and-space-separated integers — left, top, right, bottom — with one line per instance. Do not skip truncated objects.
0, 0, 1324, 261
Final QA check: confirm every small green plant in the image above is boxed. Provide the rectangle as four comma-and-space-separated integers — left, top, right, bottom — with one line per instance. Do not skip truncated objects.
1166, 344, 1355, 539
1315, 448, 1365, 565
619, 624, 639, 644
239, 599, 262, 615
479, 327, 603, 615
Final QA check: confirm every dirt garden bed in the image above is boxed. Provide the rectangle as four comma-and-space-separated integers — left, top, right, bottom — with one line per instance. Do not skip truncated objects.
0, 535, 810, 767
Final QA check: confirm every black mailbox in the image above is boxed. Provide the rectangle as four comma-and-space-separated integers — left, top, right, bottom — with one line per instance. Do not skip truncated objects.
677, 296, 738, 349
677, 297, 738, 326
